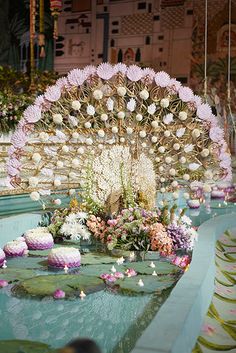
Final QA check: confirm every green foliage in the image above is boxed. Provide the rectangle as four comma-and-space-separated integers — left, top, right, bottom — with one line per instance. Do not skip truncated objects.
0, 340, 55, 353
0, 268, 35, 282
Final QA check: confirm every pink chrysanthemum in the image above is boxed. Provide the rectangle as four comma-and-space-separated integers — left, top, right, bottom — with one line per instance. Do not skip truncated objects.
113, 63, 127, 75
193, 95, 202, 108
178, 87, 194, 102
44, 85, 61, 102
56, 77, 70, 90
167, 78, 182, 94
34, 95, 45, 106
197, 103, 212, 120
126, 65, 143, 82
141, 68, 155, 84
83, 65, 97, 79
155, 71, 170, 87
223, 169, 232, 182
67, 69, 86, 86
209, 126, 224, 143
8, 146, 18, 157
219, 151, 231, 169
97, 63, 115, 80
23, 105, 42, 123
11, 129, 27, 148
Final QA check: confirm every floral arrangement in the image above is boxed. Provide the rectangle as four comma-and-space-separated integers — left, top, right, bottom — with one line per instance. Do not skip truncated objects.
6, 63, 231, 211
86, 206, 197, 255
3, 238, 28, 257
24, 227, 54, 250
48, 247, 81, 268
48, 199, 90, 242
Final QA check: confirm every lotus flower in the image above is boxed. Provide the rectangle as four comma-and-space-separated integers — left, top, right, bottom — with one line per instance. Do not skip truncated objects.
0, 280, 8, 288
53, 289, 65, 299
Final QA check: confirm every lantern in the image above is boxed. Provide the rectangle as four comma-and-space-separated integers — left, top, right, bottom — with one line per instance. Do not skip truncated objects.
50, 0, 63, 39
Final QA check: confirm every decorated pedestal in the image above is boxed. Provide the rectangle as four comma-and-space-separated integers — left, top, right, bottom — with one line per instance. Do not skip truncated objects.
211, 190, 225, 199
187, 199, 200, 209
24, 227, 54, 250
4, 239, 28, 257
48, 247, 81, 268
0, 248, 6, 267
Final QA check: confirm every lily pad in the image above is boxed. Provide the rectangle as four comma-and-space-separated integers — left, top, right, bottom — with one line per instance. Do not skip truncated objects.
123, 261, 180, 275
6, 256, 47, 269
0, 268, 36, 282
82, 252, 118, 265
116, 274, 177, 294
80, 263, 125, 276
0, 340, 54, 353
14, 274, 104, 297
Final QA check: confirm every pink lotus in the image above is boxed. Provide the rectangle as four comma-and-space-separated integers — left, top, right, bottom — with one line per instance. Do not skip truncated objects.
0, 280, 8, 288
125, 268, 137, 277
114, 272, 124, 279
53, 289, 65, 299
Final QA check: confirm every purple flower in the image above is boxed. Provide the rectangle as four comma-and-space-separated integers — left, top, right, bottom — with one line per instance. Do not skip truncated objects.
142, 68, 155, 84
167, 78, 182, 94
83, 65, 97, 78
44, 85, 61, 102
68, 69, 86, 86
53, 289, 65, 299
114, 63, 127, 75
11, 129, 27, 148
23, 105, 42, 123
34, 94, 46, 106
155, 71, 170, 87
100, 273, 117, 282
97, 63, 115, 80
0, 280, 8, 288
126, 65, 143, 82
178, 87, 194, 102
56, 77, 70, 90
167, 223, 192, 250
197, 103, 212, 120
209, 127, 224, 144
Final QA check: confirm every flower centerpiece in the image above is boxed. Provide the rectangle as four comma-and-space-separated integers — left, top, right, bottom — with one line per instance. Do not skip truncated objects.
24, 227, 54, 250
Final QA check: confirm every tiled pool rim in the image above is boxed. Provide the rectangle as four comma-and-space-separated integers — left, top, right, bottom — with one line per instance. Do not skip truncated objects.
1, 212, 236, 353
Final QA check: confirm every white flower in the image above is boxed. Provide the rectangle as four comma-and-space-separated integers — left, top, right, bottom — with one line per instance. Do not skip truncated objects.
164, 130, 171, 137
62, 145, 69, 153
54, 179, 61, 187
77, 147, 84, 154
149, 149, 154, 154
68, 115, 78, 127
39, 132, 49, 142
72, 132, 79, 139
98, 129, 105, 138
203, 184, 211, 193
54, 198, 61, 205
151, 136, 158, 143
139, 130, 146, 138
98, 144, 103, 149
93, 89, 103, 100
192, 129, 201, 138
139, 89, 149, 100
165, 157, 172, 164
184, 144, 194, 153
101, 113, 108, 121
155, 157, 160, 162
106, 98, 114, 111
130, 140, 135, 145
84, 121, 91, 128
69, 189, 76, 195
53, 114, 63, 124
120, 137, 125, 143
159, 166, 164, 172
183, 174, 190, 181
117, 86, 127, 97
173, 143, 180, 151
183, 192, 190, 200
158, 146, 165, 153
32, 153, 41, 163
87, 105, 95, 116
201, 149, 209, 157
127, 98, 136, 112
126, 127, 133, 135
72, 158, 80, 168
41, 168, 53, 177
179, 156, 186, 163
86, 138, 93, 145
141, 142, 147, 148
118, 111, 125, 119
204, 170, 213, 180
71, 100, 81, 110
147, 103, 156, 115
169, 168, 176, 176
163, 113, 173, 124
151, 120, 159, 129
176, 127, 185, 137
172, 180, 178, 188
30, 191, 40, 201
189, 163, 201, 171
29, 177, 39, 187
69, 172, 77, 179
160, 177, 165, 182
57, 161, 64, 168
178, 111, 187, 121
173, 192, 179, 199
160, 98, 169, 108
136, 114, 143, 121
160, 187, 166, 193
112, 126, 118, 134
181, 215, 192, 226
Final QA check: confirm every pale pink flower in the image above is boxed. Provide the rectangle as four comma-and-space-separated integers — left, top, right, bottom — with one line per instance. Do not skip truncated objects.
68, 68, 86, 86
125, 268, 137, 277
34, 95, 45, 106
178, 87, 194, 102
219, 152, 231, 169
193, 95, 202, 108
8, 146, 18, 157
53, 289, 65, 299
56, 77, 70, 90
223, 169, 232, 181
209, 126, 224, 143
114, 63, 127, 75
11, 129, 27, 148
126, 65, 143, 82
0, 280, 8, 288
142, 68, 155, 84
83, 65, 97, 78
197, 103, 212, 120
97, 63, 115, 80
23, 105, 42, 123
114, 272, 124, 279
44, 85, 61, 102
167, 78, 182, 94
6, 164, 19, 176
155, 71, 170, 87
229, 309, 236, 314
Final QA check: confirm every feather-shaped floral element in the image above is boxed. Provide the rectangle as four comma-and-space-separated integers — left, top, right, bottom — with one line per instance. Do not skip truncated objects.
97, 63, 115, 80
127, 98, 136, 112
23, 105, 42, 123
44, 85, 61, 102
155, 71, 170, 87
114, 63, 127, 75
68, 68, 86, 86
126, 65, 143, 81
178, 87, 194, 102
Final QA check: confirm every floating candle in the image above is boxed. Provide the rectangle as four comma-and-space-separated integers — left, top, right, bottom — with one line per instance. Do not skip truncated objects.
116, 256, 125, 265
152, 271, 157, 276
138, 279, 144, 287
111, 265, 116, 273
2, 260, 7, 269
129, 252, 135, 261
79, 290, 86, 299
149, 261, 155, 268
64, 264, 69, 273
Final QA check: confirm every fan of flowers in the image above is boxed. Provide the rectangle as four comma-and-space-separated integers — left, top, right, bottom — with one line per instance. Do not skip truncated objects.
6, 63, 231, 209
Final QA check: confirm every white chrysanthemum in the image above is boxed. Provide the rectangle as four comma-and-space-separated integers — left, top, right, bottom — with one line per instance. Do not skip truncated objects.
139, 89, 149, 100
30, 191, 40, 201
176, 128, 185, 137
106, 98, 114, 111
87, 105, 95, 116
117, 86, 127, 97
93, 89, 103, 100
68, 115, 78, 127
53, 114, 63, 124
127, 98, 136, 112
184, 144, 194, 153
160, 98, 169, 108
189, 163, 201, 171
71, 100, 81, 110
147, 103, 156, 115
163, 113, 173, 125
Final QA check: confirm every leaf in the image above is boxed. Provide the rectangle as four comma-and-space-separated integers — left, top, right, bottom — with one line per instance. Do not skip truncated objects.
116, 274, 176, 294
208, 303, 220, 319
82, 252, 118, 265
14, 274, 104, 298
0, 340, 55, 353
214, 292, 236, 303
222, 323, 236, 340
124, 261, 180, 275
198, 336, 236, 351
192, 343, 204, 353
80, 264, 125, 277
0, 268, 35, 282
215, 278, 234, 287
221, 271, 236, 285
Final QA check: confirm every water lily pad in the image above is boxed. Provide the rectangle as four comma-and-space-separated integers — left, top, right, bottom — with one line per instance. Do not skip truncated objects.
14, 274, 104, 297
6, 256, 47, 269
82, 252, 118, 265
116, 274, 177, 294
80, 263, 125, 276
123, 261, 180, 275
0, 268, 35, 282
0, 340, 54, 353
